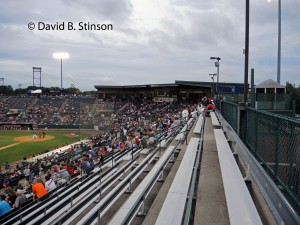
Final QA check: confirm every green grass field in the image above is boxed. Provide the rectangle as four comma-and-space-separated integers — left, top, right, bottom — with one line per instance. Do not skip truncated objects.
0, 130, 96, 167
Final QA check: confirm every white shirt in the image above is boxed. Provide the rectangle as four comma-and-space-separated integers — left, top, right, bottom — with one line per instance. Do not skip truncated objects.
23, 168, 31, 177
45, 179, 57, 191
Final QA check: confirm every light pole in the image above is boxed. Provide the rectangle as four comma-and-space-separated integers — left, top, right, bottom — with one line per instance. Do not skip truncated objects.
53, 52, 69, 89
268, 0, 281, 84
277, 0, 281, 84
209, 73, 217, 95
244, 0, 250, 103
210, 57, 221, 93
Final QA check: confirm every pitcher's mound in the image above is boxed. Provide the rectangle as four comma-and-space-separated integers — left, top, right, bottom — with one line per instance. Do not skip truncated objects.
14, 135, 54, 142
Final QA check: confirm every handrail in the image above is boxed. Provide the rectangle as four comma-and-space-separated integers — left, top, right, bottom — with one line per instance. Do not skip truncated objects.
56, 146, 162, 225
155, 138, 200, 225
107, 144, 180, 225
183, 115, 205, 224
3, 148, 137, 225
29, 149, 142, 225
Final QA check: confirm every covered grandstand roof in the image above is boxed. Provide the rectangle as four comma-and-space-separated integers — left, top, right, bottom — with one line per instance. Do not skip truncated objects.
94, 83, 178, 89
94, 80, 244, 89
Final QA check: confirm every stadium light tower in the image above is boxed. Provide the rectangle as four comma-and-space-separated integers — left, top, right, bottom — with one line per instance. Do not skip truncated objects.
53, 52, 69, 89
268, 0, 281, 84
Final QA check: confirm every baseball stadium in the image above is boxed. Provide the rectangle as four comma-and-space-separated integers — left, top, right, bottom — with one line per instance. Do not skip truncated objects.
0, 79, 299, 225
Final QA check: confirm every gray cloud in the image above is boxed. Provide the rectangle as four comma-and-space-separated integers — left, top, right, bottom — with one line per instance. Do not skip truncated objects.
64, 0, 133, 23
0, 0, 299, 90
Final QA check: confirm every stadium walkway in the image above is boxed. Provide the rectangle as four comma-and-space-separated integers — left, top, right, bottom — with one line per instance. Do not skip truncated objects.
142, 117, 230, 225
193, 117, 229, 225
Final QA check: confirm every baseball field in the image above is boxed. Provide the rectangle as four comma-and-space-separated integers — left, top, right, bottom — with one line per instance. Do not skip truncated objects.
0, 129, 97, 167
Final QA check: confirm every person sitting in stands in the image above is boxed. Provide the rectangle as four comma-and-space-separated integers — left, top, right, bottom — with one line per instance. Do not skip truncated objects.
58, 169, 71, 183
44, 175, 57, 192
2, 175, 9, 188
81, 158, 91, 175
124, 136, 133, 150
67, 163, 75, 176
13, 190, 27, 209
0, 194, 12, 217
50, 166, 59, 184
5, 187, 17, 207
32, 178, 47, 200
23, 166, 31, 181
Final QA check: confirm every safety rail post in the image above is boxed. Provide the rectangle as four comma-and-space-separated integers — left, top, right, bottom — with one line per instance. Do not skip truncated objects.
157, 169, 164, 182
144, 161, 150, 172
126, 178, 132, 193
137, 195, 146, 217
70, 196, 73, 208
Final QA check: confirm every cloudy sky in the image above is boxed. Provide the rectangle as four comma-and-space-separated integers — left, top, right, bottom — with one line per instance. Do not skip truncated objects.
0, 0, 299, 91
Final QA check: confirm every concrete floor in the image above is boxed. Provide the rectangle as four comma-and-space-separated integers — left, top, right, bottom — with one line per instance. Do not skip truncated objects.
142, 117, 230, 225
193, 118, 229, 225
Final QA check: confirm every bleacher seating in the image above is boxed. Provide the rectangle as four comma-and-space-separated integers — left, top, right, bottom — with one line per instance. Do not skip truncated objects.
193, 114, 204, 134
0, 98, 216, 224
107, 145, 177, 225
214, 129, 263, 225
211, 111, 221, 128
155, 138, 200, 225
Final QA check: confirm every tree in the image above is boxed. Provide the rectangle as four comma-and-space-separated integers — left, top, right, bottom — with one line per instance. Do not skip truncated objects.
286, 82, 300, 114
14, 88, 27, 95
0, 85, 14, 94
66, 87, 81, 95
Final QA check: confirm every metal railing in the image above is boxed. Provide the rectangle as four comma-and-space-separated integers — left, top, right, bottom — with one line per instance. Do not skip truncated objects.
246, 107, 300, 214
219, 100, 300, 216
219, 93, 292, 111
217, 109, 300, 225
220, 101, 238, 132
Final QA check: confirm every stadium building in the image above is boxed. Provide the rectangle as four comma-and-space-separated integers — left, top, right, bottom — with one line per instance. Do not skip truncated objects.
94, 80, 245, 101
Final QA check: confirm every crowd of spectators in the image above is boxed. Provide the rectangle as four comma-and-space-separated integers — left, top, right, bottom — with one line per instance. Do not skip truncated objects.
0, 95, 98, 127
0, 95, 199, 129
0, 97, 202, 217
0, 97, 31, 115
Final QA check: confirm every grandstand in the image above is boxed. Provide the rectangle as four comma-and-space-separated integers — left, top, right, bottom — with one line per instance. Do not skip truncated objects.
0, 80, 299, 225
